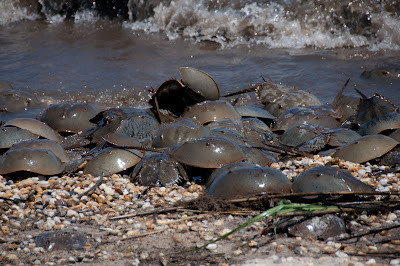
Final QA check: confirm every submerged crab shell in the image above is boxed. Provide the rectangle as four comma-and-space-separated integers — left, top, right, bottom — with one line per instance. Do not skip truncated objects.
292, 166, 374, 193
0, 148, 64, 175
83, 147, 143, 177
40, 102, 98, 133
179, 67, 220, 100
333, 134, 398, 164
4, 118, 62, 142
130, 153, 188, 187
207, 167, 291, 200
183, 100, 241, 124
9, 139, 70, 163
171, 136, 246, 168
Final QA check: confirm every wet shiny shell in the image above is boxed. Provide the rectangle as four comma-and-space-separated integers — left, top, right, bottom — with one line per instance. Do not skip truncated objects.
83, 147, 143, 176
0, 148, 64, 175
358, 112, 400, 136
389, 129, 400, 142
130, 153, 188, 187
237, 144, 275, 166
279, 123, 326, 147
171, 136, 246, 168
152, 120, 211, 148
235, 104, 275, 120
205, 162, 256, 188
179, 67, 220, 100
0, 127, 39, 148
183, 100, 241, 124
325, 128, 361, 147
41, 102, 98, 133
102, 133, 142, 147
265, 90, 322, 117
292, 166, 374, 193
333, 134, 398, 164
272, 106, 340, 132
206, 167, 291, 199
207, 119, 245, 137
9, 139, 70, 163
4, 118, 62, 142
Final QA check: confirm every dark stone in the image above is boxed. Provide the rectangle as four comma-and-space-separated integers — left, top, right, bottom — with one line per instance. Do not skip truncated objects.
35, 230, 87, 251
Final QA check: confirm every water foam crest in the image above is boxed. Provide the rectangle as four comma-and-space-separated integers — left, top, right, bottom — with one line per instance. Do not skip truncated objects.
0, 0, 39, 25
124, 0, 400, 50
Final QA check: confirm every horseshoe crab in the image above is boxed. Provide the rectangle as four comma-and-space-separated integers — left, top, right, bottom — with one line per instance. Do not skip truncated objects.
149, 79, 206, 117
116, 109, 160, 141
179, 67, 220, 100
265, 90, 322, 117
0, 127, 39, 149
361, 66, 400, 80
355, 91, 398, 124
102, 132, 142, 147
207, 118, 245, 137
257, 80, 295, 103
235, 104, 275, 120
9, 139, 70, 163
171, 136, 246, 168
237, 144, 276, 166
40, 102, 98, 133
292, 166, 374, 193
325, 128, 361, 147
0, 89, 41, 113
272, 106, 340, 132
183, 100, 241, 124
4, 118, 62, 142
152, 118, 211, 148
0, 148, 64, 175
83, 147, 143, 177
279, 123, 327, 147
130, 153, 188, 186
333, 134, 398, 164
358, 112, 400, 136
242, 118, 277, 146
206, 166, 291, 199
389, 129, 400, 142
88, 108, 127, 143
205, 162, 255, 188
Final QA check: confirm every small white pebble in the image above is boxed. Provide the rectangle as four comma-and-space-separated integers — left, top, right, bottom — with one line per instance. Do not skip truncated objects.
206, 243, 217, 250
387, 213, 397, 221
390, 259, 400, 265
366, 258, 376, 264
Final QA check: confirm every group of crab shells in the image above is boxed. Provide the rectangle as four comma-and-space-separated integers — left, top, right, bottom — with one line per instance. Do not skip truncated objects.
0, 67, 398, 199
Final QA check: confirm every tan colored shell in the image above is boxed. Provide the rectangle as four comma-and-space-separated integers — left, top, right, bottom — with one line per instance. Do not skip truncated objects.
292, 166, 373, 193
0, 127, 39, 148
333, 134, 398, 163
265, 90, 322, 117
0, 148, 64, 175
206, 167, 291, 199
102, 133, 142, 147
9, 139, 70, 163
171, 136, 245, 168
183, 100, 241, 124
4, 118, 62, 142
83, 147, 143, 176
40, 102, 98, 133
179, 67, 220, 100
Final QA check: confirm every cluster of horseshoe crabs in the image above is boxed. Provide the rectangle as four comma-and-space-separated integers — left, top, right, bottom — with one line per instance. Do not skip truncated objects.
0, 68, 399, 201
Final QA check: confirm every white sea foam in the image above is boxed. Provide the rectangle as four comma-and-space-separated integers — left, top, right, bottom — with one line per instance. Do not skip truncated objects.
0, 0, 39, 25
124, 0, 400, 50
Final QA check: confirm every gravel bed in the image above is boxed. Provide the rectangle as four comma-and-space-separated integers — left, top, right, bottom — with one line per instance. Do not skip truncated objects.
1, 155, 399, 265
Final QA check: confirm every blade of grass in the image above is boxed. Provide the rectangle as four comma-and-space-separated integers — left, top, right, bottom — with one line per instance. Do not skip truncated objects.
190, 201, 338, 251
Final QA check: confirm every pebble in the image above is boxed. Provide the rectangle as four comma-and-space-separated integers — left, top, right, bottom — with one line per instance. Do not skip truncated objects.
206, 243, 217, 250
